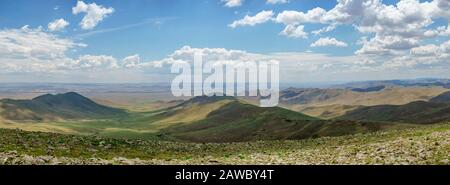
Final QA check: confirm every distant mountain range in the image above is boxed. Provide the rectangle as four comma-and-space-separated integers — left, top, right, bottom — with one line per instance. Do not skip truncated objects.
277, 86, 448, 118
333, 78, 450, 89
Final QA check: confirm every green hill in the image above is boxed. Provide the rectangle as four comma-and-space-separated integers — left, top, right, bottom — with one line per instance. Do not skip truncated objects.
0, 94, 416, 142
0, 92, 127, 121
339, 101, 450, 124
429, 91, 450, 103
159, 96, 409, 142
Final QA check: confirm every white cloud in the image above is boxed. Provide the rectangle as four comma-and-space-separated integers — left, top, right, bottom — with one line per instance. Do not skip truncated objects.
311, 37, 348, 47
229, 10, 274, 28
122, 54, 141, 68
273, 0, 450, 57
409, 41, 450, 58
62, 55, 119, 70
0, 26, 125, 73
48, 19, 69, 32
312, 24, 336, 35
266, 0, 289, 5
2, 37, 450, 83
355, 35, 419, 55
425, 24, 450, 37
279, 24, 308, 39
222, 0, 244, 8
165, 45, 253, 65
275, 8, 327, 25
0, 26, 83, 62
72, 1, 114, 30
410, 44, 441, 56
372, 40, 450, 70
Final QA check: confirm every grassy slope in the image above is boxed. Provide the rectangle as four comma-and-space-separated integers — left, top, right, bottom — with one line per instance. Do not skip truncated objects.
279, 87, 448, 118
0, 123, 448, 164
340, 101, 450, 124
161, 100, 415, 142
0, 95, 417, 142
0, 92, 127, 120
280, 86, 448, 106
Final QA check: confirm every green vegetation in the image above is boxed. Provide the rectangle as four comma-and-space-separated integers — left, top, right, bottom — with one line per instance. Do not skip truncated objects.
0, 91, 449, 164
0, 123, 448, 164
0, 92, 127, 120
0, 93, 414, 142
339, 101, 450, 124
161, 100, 415, 142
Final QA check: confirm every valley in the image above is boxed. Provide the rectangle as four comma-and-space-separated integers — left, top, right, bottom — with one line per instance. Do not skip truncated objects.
0, 80, 449, 165
0, 91, 418, 142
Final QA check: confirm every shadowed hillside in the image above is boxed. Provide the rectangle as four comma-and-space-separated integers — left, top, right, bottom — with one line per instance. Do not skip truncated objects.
339, 91, 450, 124
429, 91, 450, 103
160, 96, 411, 142
0, 92, 127, 121
277, 86, 448, 118
0, 93, 421, 142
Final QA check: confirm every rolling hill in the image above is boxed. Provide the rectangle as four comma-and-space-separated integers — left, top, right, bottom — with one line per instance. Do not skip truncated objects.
0, 93, 417, 143
332, 78, 450, 89
0, 92, 127, 121
278, 86, 448, 118
158, 96, 410, 142
429, 91, 450, 103
279, 86, 447, 106
339, 91, 450, 124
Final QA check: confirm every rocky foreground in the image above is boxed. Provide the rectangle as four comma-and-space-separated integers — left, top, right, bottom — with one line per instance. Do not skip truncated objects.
1, 124, 449, 165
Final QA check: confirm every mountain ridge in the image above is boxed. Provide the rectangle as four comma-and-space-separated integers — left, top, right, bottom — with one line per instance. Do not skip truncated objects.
339, 91, 450, 124
0, 92, 127, 121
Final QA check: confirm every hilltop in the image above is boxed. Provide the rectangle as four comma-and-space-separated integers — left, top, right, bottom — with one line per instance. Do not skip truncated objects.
0, 93, 417, 142
339, 91, 450, 124
429, 91, 450, 103
156, 96, 412, 142
0, 92, 127, 121
278, 86, 448, 118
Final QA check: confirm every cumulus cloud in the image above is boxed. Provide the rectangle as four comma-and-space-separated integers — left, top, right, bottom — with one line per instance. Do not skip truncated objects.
279, 24, 308, 39
62, 55, 119, 70
222, 0, 244, 8
272, 0, 450, 56
142, 46, 367, 78
122, 54, 141, 68
163, 46, 253, 64
2, 34, 450, 83
312, 24, 336, 35
72, 1, 114, 30
275, 8, 327, 25
0, 26, 127, 73
355, 35, 419, 55
0, 26, 84, 62
371, 39, 450, 70
410, 41, 450, 58
425, 24, 450, 37
229, 10, 274, 28
266, 0, 289, 5
48, 19, 69, 32
410, 44, 441, 56
311, 37, 348, 47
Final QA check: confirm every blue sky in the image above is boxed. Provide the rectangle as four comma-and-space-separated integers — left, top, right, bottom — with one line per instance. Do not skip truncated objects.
0, 0, 356, 59
0, 0, 450, 83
